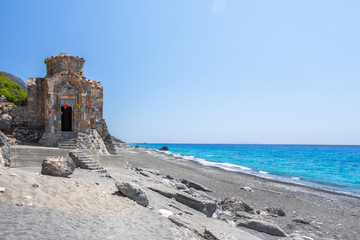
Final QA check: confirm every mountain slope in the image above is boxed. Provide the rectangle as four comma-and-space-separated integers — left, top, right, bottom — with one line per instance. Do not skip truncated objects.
0, 71, 27, 90
0, 73, 27, 105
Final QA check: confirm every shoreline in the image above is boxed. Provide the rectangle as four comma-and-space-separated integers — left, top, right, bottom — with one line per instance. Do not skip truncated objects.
142, 147, 360, 199
3, 145, 359, 239
116, 146, 360, 239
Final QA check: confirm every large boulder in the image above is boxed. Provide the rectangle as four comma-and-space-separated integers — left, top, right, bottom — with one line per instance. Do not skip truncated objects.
159, 146, 169, 151
0, 114, 12, 131
174, 193, 217, 217
219, 197, 255, 214
237, 219, 287, 237
115, 181, 149, 207
41, 156, 75, 177
0, 130, 10, 166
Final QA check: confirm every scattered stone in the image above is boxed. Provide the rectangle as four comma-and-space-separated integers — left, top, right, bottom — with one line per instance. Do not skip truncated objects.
292, 217, 310, 224
115, 181, 149, 207
240, 186, 253, 192
165, 174, 174, 180
24, 196, 32, 199
139, 171, 150, 177
219, 197, 255, 214
157, 209, 174, 218
95, 182, 100, 185
9, 174, 16, 176
41, 156, 75, 177
175, 183, 187, 190
159, 146, 169, 151
162, 178, 176, 188
259, 210, 278, 217
16, 203, 23, 206
237, 219, 287, 237
32, 183, 39, 188
135, 145, 139, 148
181, 179, 212, 192
0, 187, 5, 192
235, 211, 255, 219
266, 207, 286, 217
105, 174, 112, 178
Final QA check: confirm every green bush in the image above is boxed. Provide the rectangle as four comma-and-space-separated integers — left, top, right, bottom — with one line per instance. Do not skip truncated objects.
0, 73, 27, 106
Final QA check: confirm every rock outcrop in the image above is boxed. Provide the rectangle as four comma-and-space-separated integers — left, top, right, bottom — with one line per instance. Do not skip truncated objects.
0, 130, 10, 166
101, 119, 117, 154
115, 181, 149, 207
41, 156, 76, 177
0, 114, 12, 132
76, 129, 109, 155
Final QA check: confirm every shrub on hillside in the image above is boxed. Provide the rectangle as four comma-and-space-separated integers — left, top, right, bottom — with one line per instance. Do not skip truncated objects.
0, 73, 27, 106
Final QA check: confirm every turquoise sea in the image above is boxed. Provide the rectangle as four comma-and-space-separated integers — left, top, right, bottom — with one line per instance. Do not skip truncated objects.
133, 144, 360, 196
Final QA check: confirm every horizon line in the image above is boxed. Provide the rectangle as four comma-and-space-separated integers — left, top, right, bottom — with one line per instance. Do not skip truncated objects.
127, 142, 360, 147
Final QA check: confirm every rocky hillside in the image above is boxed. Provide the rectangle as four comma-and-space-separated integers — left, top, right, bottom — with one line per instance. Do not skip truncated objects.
0, 71, 27, 90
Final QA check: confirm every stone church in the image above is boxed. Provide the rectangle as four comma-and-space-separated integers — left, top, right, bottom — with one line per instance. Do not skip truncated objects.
26, 53, 115, 153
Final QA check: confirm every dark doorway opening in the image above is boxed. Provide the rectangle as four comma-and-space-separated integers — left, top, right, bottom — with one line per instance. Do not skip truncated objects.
61, 106, 72, 131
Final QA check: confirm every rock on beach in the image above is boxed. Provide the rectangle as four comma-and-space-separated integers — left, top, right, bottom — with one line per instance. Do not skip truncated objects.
115, 181, 149, 207
41, 156, 75, 177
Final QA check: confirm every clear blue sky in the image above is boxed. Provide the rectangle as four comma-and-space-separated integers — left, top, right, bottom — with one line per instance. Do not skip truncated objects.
1, 0, 359, 144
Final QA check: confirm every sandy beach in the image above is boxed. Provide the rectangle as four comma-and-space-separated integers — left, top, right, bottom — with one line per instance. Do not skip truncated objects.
0, 146, 359, 240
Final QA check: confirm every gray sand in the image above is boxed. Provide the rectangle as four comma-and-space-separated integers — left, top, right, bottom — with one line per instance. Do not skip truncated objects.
1, 146, 359, 240
109, 147, 360, 240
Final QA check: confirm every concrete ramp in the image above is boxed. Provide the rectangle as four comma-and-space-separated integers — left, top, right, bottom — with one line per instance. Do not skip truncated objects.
10, 146, 71, 167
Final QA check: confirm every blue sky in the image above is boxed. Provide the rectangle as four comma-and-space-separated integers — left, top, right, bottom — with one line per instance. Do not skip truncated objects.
0, 0, 359, 144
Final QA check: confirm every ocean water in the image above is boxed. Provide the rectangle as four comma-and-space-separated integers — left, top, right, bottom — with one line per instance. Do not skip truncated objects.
133, 144, 360, 196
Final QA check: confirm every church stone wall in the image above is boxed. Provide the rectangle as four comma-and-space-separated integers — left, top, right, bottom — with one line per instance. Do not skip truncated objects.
25, 53, 106, 147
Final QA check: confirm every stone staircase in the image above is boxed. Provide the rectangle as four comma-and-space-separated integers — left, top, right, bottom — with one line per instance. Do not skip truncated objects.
58, 132, 77, 149
69, 150, 107, 173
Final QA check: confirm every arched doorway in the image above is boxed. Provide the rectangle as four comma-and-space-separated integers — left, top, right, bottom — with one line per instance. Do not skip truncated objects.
61, 106, 72, 131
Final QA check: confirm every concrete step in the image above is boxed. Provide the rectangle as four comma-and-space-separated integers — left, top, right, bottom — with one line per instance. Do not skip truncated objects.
10, 146, 71, 167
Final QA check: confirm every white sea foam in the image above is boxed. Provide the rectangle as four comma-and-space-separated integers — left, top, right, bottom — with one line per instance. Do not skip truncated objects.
176, 154, 252, 173
291, 177, 300, 180
259, 171, 268, 174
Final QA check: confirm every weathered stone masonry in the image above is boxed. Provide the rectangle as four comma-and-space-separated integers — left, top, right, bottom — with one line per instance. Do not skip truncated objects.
24, 53, 114, 153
